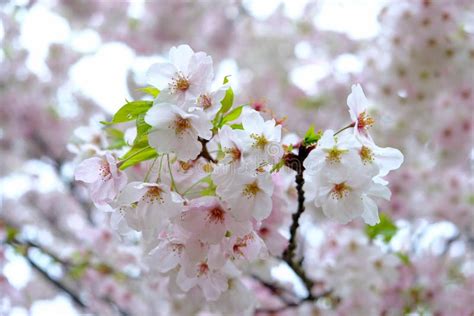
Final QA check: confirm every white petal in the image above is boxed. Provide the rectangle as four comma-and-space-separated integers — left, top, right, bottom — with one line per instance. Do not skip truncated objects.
347, 84, 368, 121
190, 110, 212, 140
318, 130, 336, 148
374, 145, 404, 177
367, 182, 391, 200
145, 103, 178, 128
242, 109, 264, 134
75, 157, 102, 183
169, 45, 194, 71
146, 62, 177, 89
361, 195, 380, 226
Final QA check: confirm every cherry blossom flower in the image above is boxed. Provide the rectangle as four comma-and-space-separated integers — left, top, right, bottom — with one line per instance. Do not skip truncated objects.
147, 44, 213, 105
217, 172, 274, 222
195, 84, 228, 118
347, 84, 375, 141
241, 108, 283, 164
112, 182, 184, 241
145, 103, 212, 161
75, 153, 127, 206
179, 196, 251, 244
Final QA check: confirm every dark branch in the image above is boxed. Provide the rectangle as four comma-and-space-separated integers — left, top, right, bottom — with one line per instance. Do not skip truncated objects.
197, 137, 217, 163
282, 144, 315, 299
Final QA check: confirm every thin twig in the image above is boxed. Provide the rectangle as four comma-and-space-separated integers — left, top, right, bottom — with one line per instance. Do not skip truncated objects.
197, 137, 217, 163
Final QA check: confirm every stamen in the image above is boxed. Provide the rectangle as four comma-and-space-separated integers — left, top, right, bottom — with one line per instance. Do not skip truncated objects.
359, 146, 374, 164
324, 147, 348, 164
330, 182, 351, 200
99, 160, 111, 180
243, 181, 260, 198
357, 111, 375, 131
169, 72, 190, 93
206, 206, 225, 224
198, 94, 213, 109
250, 133, 269, 150
143, 186, 164, 204
173, 117, 191, 136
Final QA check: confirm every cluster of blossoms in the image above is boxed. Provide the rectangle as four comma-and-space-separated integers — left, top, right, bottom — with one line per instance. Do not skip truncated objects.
74, 45, 403, 310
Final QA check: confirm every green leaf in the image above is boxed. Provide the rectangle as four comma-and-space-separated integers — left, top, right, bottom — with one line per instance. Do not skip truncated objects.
220, 87, 234, 114
396, 252, 411, 265
119, 146, 158, 170
270, 160, 285, 173
223, 75, 231, 84
303, 125, 322, 146
230, 123, 243, 130
128, 113, 152, 148
365, 213, 398, 243
112, 100, 153, 123
6, 226, 18, 243
138, 86, 160, 98
221, 105, 244, 126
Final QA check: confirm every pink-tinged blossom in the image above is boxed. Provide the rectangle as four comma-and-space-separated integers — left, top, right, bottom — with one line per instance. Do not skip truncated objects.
112, 182, 184, 246
347, 84, 375, 141
179, 196, 251, 244
145, 103, 212, 161
147, 44, 213, 105
75, 153, 127, 206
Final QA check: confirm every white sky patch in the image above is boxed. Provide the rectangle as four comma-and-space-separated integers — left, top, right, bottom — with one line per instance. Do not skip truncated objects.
19, 4, 71, 79
70, 29, 102, 54
30, 296, 79, 316
69, 43, 135, 113
290, 63, 330, 93
314, 0, 386, 39
3, 253, 32, 288
334, 53, 364, 74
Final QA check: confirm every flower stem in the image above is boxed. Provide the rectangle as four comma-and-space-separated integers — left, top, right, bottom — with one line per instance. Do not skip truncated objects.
334, 122, 355, 136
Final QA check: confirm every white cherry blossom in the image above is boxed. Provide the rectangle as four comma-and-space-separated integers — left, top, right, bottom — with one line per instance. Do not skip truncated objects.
145, 103, 212, 161
147, 44, 213, 105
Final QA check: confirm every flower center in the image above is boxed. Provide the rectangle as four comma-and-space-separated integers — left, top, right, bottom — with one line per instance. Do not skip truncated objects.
324, 147, 348, 164
197, 262, 209, 277
226, 146, 241, 162
330, 182, 351, 200
144, 186, 164, 203
359, 146, 374, 164
170, 72, 190, 93
243, 181, 260, 198
232, 234, 253, 257
206, 206, 225, 224
198, 94, 213, 109
174, 117, 191, 135
357, 111, 375, 130
170, 243, 184, 254
99, 160, 111, 180
251, 133, 269, 150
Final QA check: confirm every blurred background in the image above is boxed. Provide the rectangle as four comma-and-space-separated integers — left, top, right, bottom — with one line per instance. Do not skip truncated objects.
0, 0, 473, 315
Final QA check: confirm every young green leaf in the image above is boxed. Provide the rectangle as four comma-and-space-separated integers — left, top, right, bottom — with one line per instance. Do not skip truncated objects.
138, 86, 160, 98
112, 100, 153, 123
220, 87, 234, 114
303, 125, 322, 146
365, 213, 398, 243
119, 146, 158, 170
221, 105, 244, 126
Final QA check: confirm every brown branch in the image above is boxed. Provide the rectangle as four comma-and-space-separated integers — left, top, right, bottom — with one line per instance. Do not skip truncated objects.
6, 238, 87, 309
197, 137, 216, 163
282, 144, 315, 299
